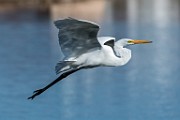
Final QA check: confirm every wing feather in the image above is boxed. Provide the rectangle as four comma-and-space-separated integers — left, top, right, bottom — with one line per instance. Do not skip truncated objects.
54, 18, 101, 58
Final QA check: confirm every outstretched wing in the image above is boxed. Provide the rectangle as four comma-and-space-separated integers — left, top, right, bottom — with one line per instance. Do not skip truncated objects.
54, 18, 101, 58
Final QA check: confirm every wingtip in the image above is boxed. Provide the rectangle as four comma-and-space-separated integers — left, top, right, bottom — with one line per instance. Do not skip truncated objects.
54, 17, 76, 28
54, 17, 99, 29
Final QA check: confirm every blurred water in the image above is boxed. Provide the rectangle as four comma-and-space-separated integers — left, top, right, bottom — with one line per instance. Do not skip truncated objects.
0, 1, 180, 120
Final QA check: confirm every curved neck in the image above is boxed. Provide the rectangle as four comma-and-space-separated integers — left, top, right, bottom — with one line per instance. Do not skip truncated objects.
114, 46, 131, 66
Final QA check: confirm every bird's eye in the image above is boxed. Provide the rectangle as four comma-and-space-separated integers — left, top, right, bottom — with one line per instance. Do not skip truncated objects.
128, 40, 133, 43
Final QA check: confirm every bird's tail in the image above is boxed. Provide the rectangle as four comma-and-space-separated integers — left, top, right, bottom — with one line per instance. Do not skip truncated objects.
55, 61, 75, 74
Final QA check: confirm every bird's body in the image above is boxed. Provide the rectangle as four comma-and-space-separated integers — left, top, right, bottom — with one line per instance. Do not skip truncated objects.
58, 36, 132, 72
28, 18, 152, 99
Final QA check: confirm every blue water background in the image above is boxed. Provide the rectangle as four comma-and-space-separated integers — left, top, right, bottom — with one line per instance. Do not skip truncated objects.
0, 2, 180, 120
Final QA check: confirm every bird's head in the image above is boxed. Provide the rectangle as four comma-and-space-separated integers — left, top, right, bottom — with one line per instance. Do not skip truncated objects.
117, 38, 152, 47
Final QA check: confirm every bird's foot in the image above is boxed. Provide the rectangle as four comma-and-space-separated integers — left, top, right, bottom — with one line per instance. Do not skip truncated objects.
28, 88, 45, 100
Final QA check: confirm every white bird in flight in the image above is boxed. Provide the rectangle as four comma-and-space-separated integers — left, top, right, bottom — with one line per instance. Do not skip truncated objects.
28, 17, 152, 99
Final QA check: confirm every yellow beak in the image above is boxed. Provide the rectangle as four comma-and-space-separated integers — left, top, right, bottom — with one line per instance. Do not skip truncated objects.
132, 40, 152, 44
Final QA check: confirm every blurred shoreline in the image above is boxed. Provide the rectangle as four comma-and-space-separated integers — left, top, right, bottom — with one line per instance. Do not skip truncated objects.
0, 2, 49, 13
50, 0, 106, 22
0, 0, 96, 13
0, 0, 109, 22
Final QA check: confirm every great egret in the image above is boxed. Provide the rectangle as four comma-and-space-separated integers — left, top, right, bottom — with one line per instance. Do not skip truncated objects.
28, 18, 152, 100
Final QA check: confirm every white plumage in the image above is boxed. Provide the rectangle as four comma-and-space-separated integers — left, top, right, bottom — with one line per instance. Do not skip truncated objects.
54, 17, 151, 73
28, 17, 152, 99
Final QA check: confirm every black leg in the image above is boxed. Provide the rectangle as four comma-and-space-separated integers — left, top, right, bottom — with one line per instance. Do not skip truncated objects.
28, 68, 80, 100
